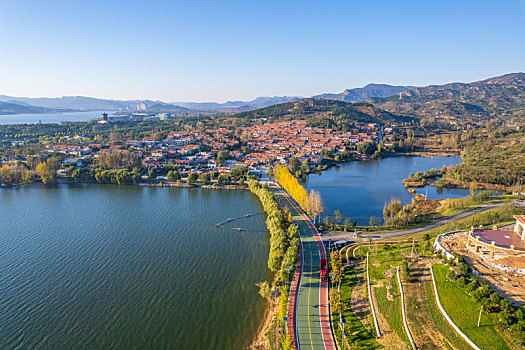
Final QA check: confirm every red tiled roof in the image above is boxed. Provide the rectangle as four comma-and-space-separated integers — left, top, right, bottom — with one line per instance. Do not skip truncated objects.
514, 215, 525, 225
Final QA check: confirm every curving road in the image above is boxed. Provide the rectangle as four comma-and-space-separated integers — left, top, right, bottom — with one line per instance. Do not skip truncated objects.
270, 183, 336, 350
322, 201, 525, 243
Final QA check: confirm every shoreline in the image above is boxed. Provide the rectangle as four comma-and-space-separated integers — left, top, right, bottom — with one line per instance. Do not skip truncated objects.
248, 297, 278, 350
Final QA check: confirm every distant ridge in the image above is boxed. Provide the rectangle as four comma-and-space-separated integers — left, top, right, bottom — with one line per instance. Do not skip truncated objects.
369, 72, 525, 120
172, 96, 304, 110
0, 101, 54, 115
0, 95, 304, 113
230, 98, 416, 127
313, 83, 414, 103
1, 73, 523, 119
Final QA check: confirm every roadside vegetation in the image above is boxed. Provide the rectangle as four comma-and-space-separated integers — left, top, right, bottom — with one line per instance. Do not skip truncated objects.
249, 180, 298, 349
379, 203, 523, 243
331, 262, 381, 349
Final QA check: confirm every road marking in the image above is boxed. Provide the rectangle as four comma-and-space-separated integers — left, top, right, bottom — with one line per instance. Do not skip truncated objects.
308, 250, 313, 349
272, 183, 334, 349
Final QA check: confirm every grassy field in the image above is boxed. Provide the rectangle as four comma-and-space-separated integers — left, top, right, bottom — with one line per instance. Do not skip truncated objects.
367, 244, 411, 281
366, 245, 412, 347
432, 264, 511, 350
374, 282, 410, 346
333, 265, 381, 349
423, 283, 471, 350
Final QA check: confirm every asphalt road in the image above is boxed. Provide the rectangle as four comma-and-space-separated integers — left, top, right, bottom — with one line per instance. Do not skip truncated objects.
322, 201, 525, 243
270, 183, 336, 350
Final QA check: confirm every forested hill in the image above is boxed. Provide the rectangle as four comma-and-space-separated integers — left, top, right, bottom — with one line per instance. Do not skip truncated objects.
369, 72, 525, 122
230, 98, 416, 129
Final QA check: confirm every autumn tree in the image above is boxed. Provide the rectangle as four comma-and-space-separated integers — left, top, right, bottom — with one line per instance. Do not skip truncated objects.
0, 164, 12, 184
274, 164, 309, 211
36, 162, 53, 184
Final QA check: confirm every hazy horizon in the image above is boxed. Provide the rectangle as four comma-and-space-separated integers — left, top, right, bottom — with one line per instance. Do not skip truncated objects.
1, 1, 524, 102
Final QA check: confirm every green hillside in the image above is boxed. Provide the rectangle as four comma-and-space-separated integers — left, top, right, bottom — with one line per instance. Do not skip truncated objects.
369, 73, 525, 123
231, 98, 416, 129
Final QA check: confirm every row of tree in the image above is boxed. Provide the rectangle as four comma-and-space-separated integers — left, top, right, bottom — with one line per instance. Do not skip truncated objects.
94, 168, 142, 185
274, 164, 324, 223
249, 180, 299, 283
0, 163, 33, 185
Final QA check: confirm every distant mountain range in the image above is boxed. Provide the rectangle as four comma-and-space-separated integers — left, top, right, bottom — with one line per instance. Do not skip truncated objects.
172, 96, 304, 111
0, 95, 305, 114
1, 73, 524, 120
369, 72, 525, 121
0, 84, 414, 114
0, 101, 74, 115
313, 83, 413, 102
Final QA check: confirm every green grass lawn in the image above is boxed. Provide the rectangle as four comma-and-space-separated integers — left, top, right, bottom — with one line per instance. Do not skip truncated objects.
366, 245, 411, 347
432, 264, 511, 350
423, 282, 471, 350
333, 265, 380, 349
374, 282, 410, 346
367, 244, 411, 283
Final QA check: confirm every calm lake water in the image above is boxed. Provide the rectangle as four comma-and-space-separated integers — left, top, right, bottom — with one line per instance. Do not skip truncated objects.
0, 111, 110, 124
1, 184, 269, 350
304, 155, 470, 225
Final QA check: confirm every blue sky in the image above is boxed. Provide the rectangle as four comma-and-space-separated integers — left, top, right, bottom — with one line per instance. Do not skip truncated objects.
0, 0, 524, 102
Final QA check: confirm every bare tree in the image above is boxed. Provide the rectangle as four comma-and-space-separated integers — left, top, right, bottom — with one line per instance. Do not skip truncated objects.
308, 190, 324, 223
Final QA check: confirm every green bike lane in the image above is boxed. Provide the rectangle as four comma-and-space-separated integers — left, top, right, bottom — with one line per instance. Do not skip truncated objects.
270, 183, 336, 350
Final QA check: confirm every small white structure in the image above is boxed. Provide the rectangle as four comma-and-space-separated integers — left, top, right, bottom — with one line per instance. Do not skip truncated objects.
514, 215, 525, 241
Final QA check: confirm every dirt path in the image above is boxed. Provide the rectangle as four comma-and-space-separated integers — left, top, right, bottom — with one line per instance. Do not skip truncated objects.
404, 260, 448, 349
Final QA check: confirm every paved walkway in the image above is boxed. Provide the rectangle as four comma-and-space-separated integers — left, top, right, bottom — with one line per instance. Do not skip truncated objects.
270, 183, 336, 350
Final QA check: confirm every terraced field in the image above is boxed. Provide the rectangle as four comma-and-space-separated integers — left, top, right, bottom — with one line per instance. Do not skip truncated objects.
403, 261, 470, 350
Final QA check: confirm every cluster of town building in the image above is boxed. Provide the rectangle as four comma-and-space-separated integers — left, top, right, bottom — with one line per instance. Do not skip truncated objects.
3, 120, 392, 177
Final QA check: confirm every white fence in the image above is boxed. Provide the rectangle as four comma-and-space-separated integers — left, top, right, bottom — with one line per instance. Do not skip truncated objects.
433, 231, 464, 260
366, 251, 382, 337
396, 266, 417, 349
429, 266, 481, 350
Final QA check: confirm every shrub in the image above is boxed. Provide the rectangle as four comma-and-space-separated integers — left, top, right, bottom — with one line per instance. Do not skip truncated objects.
456, 276, 467, 288
466, 281, 478, 293
259, 281, 271, 299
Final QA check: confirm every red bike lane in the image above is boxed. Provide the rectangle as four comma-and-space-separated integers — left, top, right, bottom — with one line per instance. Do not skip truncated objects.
272, 182, 337, 350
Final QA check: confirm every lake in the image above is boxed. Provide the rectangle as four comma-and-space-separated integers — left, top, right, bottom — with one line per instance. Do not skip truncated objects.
0, 111, 110, 124
304, 155, 470, 225
0, 184, 269, 350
